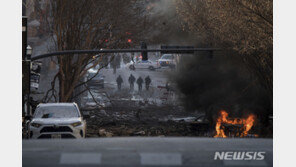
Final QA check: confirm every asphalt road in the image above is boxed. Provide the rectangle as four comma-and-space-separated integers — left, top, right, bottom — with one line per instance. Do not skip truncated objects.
23, 137, 273, 167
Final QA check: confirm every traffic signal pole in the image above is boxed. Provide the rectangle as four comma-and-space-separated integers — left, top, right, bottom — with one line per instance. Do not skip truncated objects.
31, 48, 220, 61
22, 16, 28, 117
141, 42, 148, 61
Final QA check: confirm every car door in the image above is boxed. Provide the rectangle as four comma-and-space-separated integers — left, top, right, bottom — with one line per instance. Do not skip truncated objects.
146, 61, 154, 68
134, 60, 142, 69
141, 60, 149, 69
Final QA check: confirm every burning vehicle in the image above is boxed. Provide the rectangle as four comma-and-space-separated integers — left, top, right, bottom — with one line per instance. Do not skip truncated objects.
214, 110, 257, 138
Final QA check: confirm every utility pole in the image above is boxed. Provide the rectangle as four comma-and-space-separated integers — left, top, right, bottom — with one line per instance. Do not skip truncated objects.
22, 0, 26, 16
26, 45, 32, 116
22, 0, 33, 117
22, 16, 28, 117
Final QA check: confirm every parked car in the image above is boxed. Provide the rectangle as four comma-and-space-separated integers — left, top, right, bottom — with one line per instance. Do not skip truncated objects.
86, 63, 100, 73
157, 54, 176, 68
126, 60, 159, 70
29, 103, 87, 139
81, 92, 112, 109
87, 72, 105, 88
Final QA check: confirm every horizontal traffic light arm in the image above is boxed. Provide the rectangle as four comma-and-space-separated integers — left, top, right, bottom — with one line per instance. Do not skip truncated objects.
31, 48, 221, 61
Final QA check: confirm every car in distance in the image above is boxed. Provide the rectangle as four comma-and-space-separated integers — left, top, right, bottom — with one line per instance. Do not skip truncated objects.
81, 92, 112, 109
87, 72, 105, 88
157, 54, 176, 68
29, 103, 87, 139
127, 60, 159, 70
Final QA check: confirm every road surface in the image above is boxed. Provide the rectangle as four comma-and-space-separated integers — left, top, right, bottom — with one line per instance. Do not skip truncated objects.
23, 137, 272, 167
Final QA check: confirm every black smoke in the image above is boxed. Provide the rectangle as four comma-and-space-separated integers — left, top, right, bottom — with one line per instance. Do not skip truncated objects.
172, 51, 272, 135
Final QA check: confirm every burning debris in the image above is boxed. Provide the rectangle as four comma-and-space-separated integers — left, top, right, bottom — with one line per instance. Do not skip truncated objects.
214, 110, 256, 138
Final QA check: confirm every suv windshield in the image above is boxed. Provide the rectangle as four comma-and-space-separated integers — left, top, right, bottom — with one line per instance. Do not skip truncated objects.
34, 106, 79, 118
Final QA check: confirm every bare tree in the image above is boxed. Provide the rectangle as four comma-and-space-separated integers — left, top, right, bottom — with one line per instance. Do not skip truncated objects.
47, 0, 148, 102
175, 0, 273, 95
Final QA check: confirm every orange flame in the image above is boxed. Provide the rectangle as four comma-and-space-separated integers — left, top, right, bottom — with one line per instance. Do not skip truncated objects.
214, 110, 256, 138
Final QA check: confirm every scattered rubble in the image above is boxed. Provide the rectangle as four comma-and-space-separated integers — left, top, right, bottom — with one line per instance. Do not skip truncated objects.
83, 99, 212, 138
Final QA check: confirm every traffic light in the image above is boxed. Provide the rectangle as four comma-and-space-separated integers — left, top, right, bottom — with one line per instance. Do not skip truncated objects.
141, 42, 147, 61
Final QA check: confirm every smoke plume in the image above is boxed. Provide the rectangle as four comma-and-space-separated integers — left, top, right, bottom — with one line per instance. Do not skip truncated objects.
172, 51, 272, 132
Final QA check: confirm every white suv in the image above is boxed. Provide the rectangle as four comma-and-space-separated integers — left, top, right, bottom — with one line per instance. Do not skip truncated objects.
29, 103, 87, 139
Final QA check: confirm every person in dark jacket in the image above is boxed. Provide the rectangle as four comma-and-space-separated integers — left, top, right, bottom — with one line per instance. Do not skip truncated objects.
116, 75, 123, 90
136, 77, 143, 91
145, 76, 151, 90
128, 74, 136, 90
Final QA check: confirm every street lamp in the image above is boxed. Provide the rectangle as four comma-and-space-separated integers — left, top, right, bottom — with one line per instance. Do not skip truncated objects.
26, 45, 32, 59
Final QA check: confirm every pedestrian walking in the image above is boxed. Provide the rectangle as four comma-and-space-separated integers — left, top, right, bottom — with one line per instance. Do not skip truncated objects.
145, 75, 151, 90
128, 74, 136, 90
136, 76, 143, 91
116, 75, 123, 90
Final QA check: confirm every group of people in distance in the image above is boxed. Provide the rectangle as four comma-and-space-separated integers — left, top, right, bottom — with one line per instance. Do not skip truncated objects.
116, 74, 151, 91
